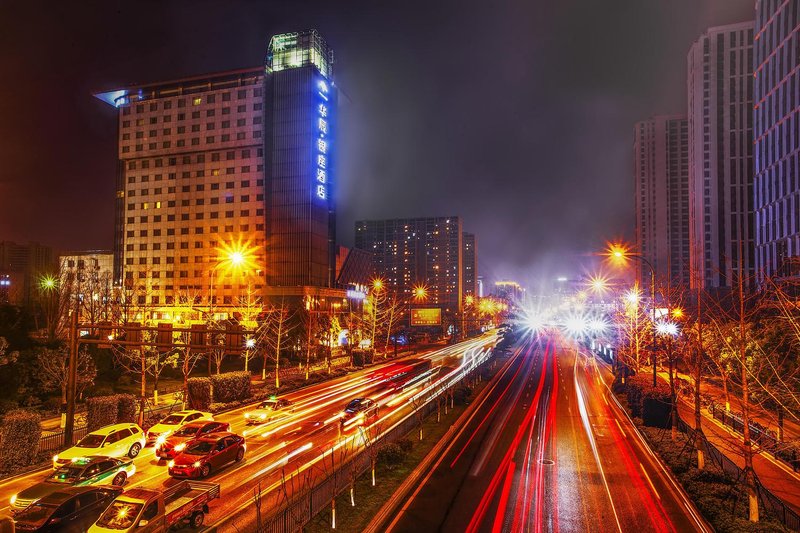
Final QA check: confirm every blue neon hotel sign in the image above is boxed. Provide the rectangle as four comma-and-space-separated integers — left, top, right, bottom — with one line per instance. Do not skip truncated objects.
315, 79, 330, 200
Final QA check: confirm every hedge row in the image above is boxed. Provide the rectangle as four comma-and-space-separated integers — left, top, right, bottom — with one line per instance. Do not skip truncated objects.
86, 394, 137, 431
0, 410, 41, 471
188, 371, 252, 410
212, 371, 251, 404
624, 373, 671, 423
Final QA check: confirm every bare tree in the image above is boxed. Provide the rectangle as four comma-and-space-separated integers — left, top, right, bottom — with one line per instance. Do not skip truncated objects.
37, 345, 96, 427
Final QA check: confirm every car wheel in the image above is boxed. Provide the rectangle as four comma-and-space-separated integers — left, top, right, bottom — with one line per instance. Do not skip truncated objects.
190, 511, 205, 529
200, 464, 211, 478
128, 442, 142, 458
235, 447, 245, 462
112, 472, 127, 486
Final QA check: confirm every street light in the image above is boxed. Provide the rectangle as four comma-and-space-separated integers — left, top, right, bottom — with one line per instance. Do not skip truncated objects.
605, 242, 659, 388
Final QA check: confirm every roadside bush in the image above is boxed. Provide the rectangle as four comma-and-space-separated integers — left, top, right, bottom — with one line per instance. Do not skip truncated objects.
211, 371, 251, 404
625, 373, 670, 419
116, 394, 137, 423
377, 443, 406, 470
453, 385, 472, 405
0, 409, 41, 470
187, 377, 212, 410
396, 437, 414, 455
86, 395, 119, 430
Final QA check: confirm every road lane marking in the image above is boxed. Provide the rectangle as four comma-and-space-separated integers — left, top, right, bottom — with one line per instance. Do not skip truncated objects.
615, 418, 627, 438
640, 462, 660, 500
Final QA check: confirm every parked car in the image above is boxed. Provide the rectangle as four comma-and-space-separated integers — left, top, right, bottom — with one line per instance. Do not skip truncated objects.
11, 456, 135, 513
154, 420, 230, 460
340, 398, 378, 430
88, 481, 219, 532
12, 486, 121, 532
146, 410, 213, 445
244, 397, 294, 425
167, 432, 245, 479
53, 424, 146, 469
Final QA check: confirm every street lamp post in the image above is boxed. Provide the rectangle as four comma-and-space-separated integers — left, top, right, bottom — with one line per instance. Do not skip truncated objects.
611, 248, 658, 388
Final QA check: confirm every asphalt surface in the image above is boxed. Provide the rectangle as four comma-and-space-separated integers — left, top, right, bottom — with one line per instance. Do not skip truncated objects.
0, 334, 498, 532
386, 334, 709, 533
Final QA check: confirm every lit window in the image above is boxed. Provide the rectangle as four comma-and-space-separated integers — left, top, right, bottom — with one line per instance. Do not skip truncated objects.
193, 97, 202, 106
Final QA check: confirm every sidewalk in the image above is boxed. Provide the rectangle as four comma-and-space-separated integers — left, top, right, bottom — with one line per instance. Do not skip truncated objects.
659, 371, 800, 514
668, 369, 800, 442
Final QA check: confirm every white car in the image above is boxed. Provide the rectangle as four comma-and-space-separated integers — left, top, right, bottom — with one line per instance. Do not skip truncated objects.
53, 424, 145, 469
244, 397, 294, 425
146, 410, 213, 446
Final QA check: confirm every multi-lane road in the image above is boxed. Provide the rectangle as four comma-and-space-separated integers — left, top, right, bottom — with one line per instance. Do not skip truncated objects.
0, 333, 498, 531
385, 333, 711, 533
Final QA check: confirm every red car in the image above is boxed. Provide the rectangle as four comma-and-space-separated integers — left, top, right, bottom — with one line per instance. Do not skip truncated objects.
167, 432, 245, 479
155, 420, 230, 460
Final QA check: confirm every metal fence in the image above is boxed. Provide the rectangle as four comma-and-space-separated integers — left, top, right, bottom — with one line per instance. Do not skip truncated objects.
38, 424, 89, 453
708, 403, 799, 470
674, 413, 800, 530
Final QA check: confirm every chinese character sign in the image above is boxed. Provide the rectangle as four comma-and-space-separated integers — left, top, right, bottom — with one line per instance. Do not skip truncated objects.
315, 79, 331, 201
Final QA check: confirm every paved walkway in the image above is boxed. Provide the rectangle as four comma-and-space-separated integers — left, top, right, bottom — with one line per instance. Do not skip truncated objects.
660, 371, 800, 514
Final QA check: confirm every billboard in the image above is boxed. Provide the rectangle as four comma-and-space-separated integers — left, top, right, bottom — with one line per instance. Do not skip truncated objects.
411, 308, 442, 326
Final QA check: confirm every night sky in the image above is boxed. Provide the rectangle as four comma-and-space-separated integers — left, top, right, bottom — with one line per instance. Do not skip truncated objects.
0, 0, 754, 288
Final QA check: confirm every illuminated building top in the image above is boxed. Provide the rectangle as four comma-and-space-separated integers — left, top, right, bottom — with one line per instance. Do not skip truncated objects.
266, 30, 333, 79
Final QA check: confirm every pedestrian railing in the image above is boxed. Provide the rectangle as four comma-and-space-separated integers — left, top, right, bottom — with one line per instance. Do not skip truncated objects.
38, 424, 89, 453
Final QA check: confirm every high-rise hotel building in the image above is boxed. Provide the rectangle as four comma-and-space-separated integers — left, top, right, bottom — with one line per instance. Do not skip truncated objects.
355, 217, 464, 312
753, 2, 800, 282
687, 21, 755, 290
95, 30, 338, 317
633, 116, 691, 289
462, 233, 477, 299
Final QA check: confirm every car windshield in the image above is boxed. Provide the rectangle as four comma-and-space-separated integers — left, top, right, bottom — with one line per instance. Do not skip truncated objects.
76, 434, 105, 448
46, 465, 85, 483
259, 401, 276, 410
14, 503, 55, 528
95, 501, 144, 529
184, 441, 213, 454
174, 425, 200, 437
161, 414, 184, 425
345, 400, 363, 411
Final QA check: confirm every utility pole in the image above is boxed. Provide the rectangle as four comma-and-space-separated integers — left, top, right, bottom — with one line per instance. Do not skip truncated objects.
64, 305, 79, 447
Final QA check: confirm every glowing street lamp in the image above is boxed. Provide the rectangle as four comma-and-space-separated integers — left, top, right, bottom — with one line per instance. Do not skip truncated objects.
40, 275, 58, 292
656, 321, 679, 337
413, 285, 428, 301
603, 240, 659, 388
372, 278, 384, 292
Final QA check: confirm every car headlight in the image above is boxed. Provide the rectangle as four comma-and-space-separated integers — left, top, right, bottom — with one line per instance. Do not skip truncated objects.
167, 460, 175, 468
244, 413, 250, 418
174, 443, 186, 452
10, 494, 16, 505
52, 455, 58, 463
155, 435, 167, 447
260, 414, 267, 419
193, 461, 202, 468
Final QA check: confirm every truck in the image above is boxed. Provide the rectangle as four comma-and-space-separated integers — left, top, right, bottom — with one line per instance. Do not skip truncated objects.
88, 481, 219, 532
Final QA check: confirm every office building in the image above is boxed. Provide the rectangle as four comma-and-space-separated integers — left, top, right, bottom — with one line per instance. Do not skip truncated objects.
94, 30, 339, 319
355, 217, 463, 311
633, 116, 691, 289
687, 21, 755, 289
462, 233, 477, 299
753, 2, 800, 281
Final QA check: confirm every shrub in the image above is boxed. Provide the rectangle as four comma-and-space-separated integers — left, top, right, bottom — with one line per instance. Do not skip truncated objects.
396, 437, 414, 454
625, 373, 670, 419
187, 377, 212, 410
116, 394, 137, 423
211, 371, 251, 403
86, 395, 119, 431
0, 409, 41, 471
377, 443, 406, 470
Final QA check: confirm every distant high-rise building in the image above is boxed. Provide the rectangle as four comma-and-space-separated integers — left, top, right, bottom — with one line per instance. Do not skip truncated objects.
58, 251, 114, 322
477, 276, 484, 298
355, 217, 463, 311
687, 21, 755, 290
753, 3, 800, 282
95, 30, 338, 318
633, 116, 690, 289
462, 233, 477, 299
0, 241, 55, 306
